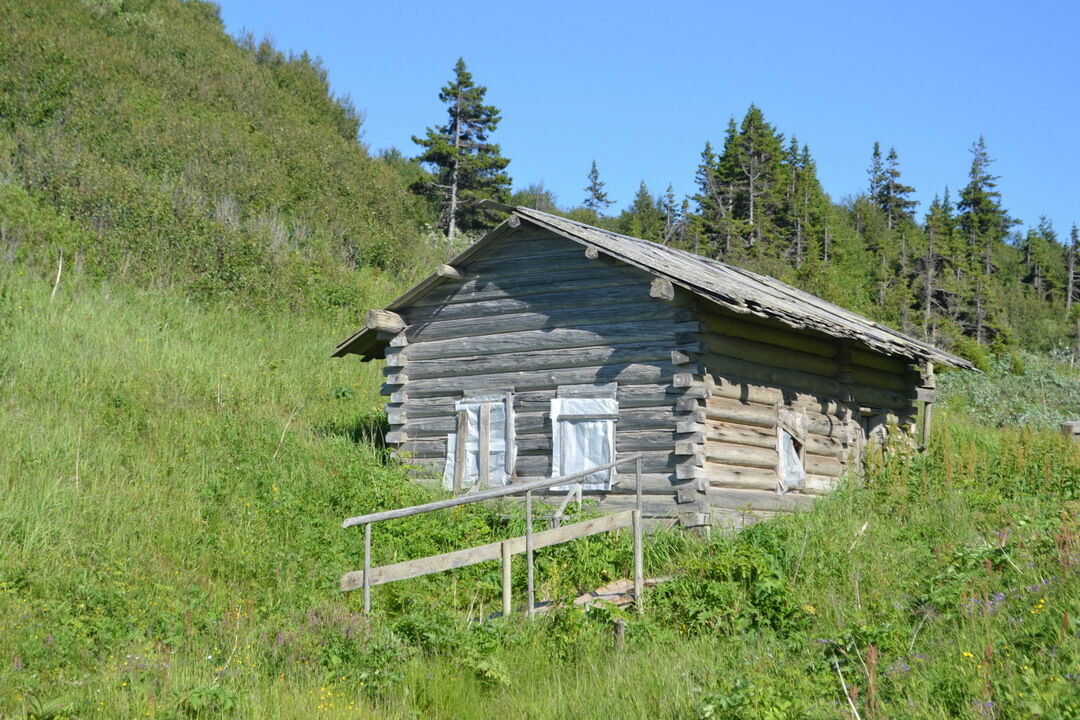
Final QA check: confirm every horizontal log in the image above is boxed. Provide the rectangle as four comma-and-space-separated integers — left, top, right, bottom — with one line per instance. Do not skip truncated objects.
705, 396, 777, 428
341, 510, 635, 591
574, 494, 681, 520
471, 232, 577, 260
710, 506, 779, 531
850, 365, 908, 393
704, 334, 838, 377
412, 264, 648, 308
707, 486, 816, 512
515, 451, 692, 478
400, 360, 703, 399
848, 383, 910, 411
399, 405, 688, 439
705, 353, 840, 398
392, 383, 704, 420
402, 341, 701, 381
698, 309, 838, 358
364, 309, 405, 334
699, 462, 777, 491
399, 428, 701, 458
521, 475, 682, 498
399, 302, 688, 344
402, 283, 656, 323
465, 252, 608, 278
391, 321, 700, 362
804, 453, 844, 478
705, 419, 844, 458
848, 347, 910, 374
705, 443, 776, 469
705, 373, 846, 416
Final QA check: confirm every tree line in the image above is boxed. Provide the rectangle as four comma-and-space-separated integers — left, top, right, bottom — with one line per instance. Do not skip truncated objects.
402, 59, 1079, 360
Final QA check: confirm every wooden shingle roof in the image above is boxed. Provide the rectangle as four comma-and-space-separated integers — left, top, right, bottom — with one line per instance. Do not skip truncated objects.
334, 207, 974, 370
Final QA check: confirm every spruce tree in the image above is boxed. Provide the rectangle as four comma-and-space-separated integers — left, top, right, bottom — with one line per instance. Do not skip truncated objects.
957, 136, 1014, 341
583, 160, 614, 214
876, 147, 918, 229
619, 181, 664, 242
412, 58, 511, 240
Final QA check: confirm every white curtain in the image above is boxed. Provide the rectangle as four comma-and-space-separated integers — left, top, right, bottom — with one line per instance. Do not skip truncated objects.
777, 430, 805, 494
550, 397, 618, 491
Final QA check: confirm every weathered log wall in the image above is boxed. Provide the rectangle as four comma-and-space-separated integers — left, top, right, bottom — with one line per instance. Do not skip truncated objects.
374, 225, 928, 529
383, 230, 707, 523
686, 300, 922, 521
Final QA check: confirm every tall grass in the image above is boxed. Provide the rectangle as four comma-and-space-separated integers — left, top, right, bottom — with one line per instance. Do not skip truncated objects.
1, 267, 1078, 718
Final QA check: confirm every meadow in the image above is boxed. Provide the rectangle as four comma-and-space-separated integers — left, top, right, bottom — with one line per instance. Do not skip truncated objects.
1, 266, 1079, 719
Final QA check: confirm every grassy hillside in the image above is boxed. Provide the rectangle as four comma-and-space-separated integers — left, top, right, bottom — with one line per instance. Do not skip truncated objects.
0, 0, 433, 309
2, 267, 1079, 718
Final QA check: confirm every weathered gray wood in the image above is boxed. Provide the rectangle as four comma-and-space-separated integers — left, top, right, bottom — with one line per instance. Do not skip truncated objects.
516, 474, 680, 496
514, 451, 689, 479
698, 309, 838, 358
400, 406, 687, 439
401, 341, 701, 381
402, 302, 687, 345
650, 278, 675, 302
849, 347, 910, 374
394, 383, 703, 421
340, 510, 635, 591
402, 283, 656, 323
705, 396, 777, 428
411, 265, 648, 308
453, 409, 467, 493
706, 443, 777, 469
704, 333, 838, 377
501, 541, 512, 616
344, 455, 644, 528
705, 352, 841, 398
436, 264, 464, 279
850, 365, 908, 393
391, 321, 700, 362
705, 420, 844, 457
364, 309, 406, 334
706, 486, 815, 512
848, 383, 910, 411
400, 360, 702, 399
633, 509, 644, 613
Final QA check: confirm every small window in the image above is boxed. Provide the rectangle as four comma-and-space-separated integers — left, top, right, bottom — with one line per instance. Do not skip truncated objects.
550, 396, 619, 491
777, 429, 806, 494
442, 393, 514, 491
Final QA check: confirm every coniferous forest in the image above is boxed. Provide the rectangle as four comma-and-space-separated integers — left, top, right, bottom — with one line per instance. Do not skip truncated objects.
2, 2, 1079, 719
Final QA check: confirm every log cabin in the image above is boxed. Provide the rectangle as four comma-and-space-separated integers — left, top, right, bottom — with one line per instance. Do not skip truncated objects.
333, 207, 973, 529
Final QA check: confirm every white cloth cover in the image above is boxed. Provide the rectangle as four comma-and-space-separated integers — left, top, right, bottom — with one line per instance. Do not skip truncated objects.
442, 395, 512, 490
777, 429, 806, 494
550, 397, 618, 491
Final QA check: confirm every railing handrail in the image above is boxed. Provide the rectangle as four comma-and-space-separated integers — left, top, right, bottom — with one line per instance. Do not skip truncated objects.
341, 454, 645, 529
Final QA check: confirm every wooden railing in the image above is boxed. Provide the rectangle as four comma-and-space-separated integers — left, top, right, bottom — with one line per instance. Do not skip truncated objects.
340, 455, 646, 618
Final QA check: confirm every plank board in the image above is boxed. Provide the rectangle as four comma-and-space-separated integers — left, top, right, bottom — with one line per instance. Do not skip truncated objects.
340, 510, 635, 591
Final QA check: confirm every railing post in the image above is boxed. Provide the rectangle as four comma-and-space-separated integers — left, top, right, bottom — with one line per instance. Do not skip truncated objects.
363, 523, 372, 615
632, 509, 643, 614
635, 456, 643, 514
501, 540, 512, 618
526, 490, 535, 619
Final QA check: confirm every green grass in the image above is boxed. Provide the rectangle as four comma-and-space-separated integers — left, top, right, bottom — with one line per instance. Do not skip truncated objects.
1, 267, 1079, 719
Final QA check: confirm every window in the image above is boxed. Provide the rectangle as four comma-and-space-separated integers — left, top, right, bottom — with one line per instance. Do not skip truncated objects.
776, 408, 807, 494
550, 386, 619, 492
442, 393, 514, 491
777, 429, 806, 494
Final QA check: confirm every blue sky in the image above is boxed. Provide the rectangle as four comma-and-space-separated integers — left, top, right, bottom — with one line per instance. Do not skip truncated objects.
218, 0, 1079, 238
